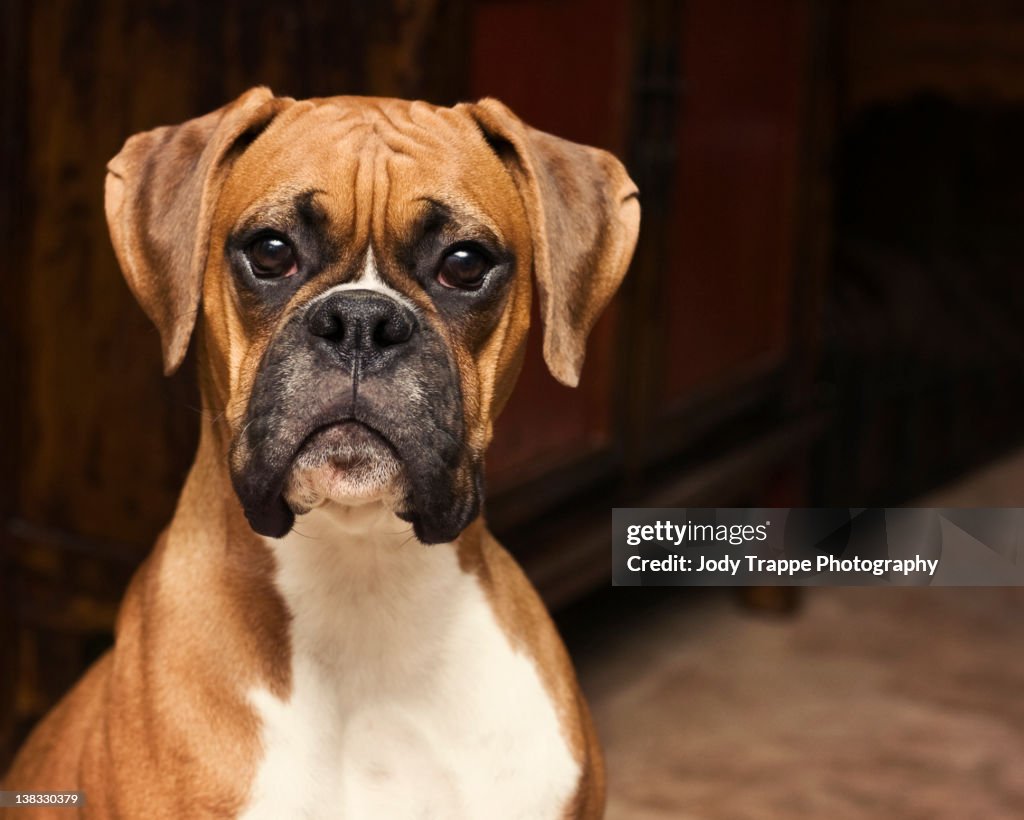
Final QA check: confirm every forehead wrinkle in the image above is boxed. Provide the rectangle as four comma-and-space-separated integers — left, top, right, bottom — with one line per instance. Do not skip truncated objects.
367, 102, 408, 134
353, 99, 469, 159
369, 131, 394, 246
375, 119, 443, 157
376, 132, 420, 160
345, 125, 376, 246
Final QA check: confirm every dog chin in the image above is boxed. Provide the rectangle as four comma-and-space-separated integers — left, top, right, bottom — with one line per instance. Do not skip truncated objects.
282, 421, 405, 514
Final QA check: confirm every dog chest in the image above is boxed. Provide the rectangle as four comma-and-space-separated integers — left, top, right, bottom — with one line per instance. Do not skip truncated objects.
238, 514, 580, 819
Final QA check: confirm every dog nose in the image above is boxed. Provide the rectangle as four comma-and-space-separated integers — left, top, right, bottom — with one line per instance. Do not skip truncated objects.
306, 289, 416, 361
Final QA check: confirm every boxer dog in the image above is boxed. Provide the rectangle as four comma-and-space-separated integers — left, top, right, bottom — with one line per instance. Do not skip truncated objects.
3, 87, 639, 818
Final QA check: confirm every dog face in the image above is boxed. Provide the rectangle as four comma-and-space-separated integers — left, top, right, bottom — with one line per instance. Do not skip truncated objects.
105, 88, 639, 544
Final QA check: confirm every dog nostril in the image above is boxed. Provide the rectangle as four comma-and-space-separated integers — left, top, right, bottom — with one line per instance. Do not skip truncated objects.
309, 311, 346, 343
373, 313, 414, 348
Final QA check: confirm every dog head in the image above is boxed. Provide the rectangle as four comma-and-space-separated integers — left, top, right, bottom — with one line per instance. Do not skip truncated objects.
105, 87, 639, 544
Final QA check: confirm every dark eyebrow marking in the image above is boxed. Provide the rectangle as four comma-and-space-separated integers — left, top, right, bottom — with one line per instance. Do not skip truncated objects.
414, 197, 456, 237
411, 196, 502, 248
231, 189, 331, 244
295, 189, 329, 229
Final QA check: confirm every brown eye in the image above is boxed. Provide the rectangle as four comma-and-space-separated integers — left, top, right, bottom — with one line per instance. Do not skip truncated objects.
437, 247, 490, 290
247, 236, 297, 278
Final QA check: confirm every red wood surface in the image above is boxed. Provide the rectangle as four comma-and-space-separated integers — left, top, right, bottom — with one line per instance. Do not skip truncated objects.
468, 0, 634, 489
662, 0, 808, 408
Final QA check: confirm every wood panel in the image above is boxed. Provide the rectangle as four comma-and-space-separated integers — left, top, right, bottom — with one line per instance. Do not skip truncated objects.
660, 0, 808, 411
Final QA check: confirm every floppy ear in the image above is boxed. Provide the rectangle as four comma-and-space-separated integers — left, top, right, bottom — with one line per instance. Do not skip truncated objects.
105, 86, 288, 375
464, 98, 640, 387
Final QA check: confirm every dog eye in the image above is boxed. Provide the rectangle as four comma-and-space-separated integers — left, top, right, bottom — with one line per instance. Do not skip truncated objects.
247, 235, 297, 278
437, 247, 490, 290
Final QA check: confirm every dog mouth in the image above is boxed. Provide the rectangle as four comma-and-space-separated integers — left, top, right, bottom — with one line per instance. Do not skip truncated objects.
283, 419, 405, 511
294, 419, 399, 468
229, 316, 480, 545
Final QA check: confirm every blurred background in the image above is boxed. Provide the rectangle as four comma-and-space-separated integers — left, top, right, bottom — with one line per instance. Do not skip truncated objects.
2, 0, 1024, 815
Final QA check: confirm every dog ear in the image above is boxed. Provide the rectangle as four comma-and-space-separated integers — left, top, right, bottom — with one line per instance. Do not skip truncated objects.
105, 86, 288, 375
464, 98, 640, 387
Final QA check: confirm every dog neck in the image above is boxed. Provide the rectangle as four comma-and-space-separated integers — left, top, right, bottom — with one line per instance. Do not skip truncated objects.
260, 502, 470, 685
170, 421, 478, 679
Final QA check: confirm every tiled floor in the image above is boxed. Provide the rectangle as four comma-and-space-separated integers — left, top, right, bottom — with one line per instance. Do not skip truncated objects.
566, 448, 1024, 819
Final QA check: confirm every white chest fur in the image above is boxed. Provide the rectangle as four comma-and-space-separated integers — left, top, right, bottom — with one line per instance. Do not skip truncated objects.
239, 504, 580, 820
